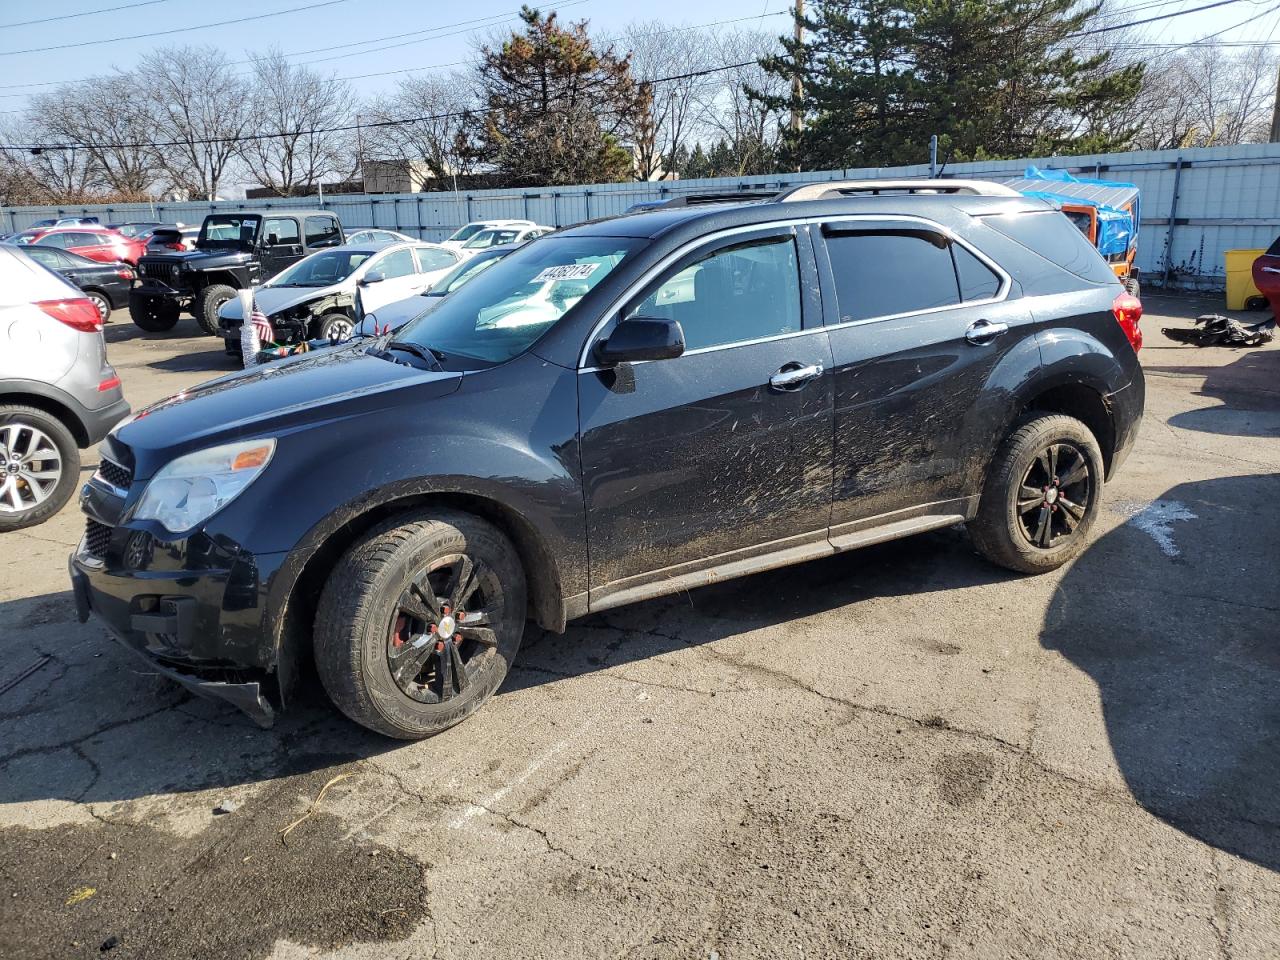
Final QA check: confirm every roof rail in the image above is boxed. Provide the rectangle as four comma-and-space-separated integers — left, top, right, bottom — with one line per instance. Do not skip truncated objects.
772, 179, 1021, 202
655, 190, 778, 208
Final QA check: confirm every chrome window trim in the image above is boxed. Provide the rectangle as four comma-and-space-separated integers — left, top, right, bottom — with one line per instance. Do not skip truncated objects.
576, 214, 1012, 372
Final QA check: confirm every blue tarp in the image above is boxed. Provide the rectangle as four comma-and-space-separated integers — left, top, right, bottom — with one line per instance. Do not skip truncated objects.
1003, 167, 1140, 258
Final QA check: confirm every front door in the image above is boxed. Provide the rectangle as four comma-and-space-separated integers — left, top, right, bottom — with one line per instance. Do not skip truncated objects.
261, 217, 305, 278
578, 226, 834, 603
359, 247, 425, 312
815, 221, 1035, 533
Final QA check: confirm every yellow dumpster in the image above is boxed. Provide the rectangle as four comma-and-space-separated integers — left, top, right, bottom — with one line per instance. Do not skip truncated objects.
1224, 248, 1264, 310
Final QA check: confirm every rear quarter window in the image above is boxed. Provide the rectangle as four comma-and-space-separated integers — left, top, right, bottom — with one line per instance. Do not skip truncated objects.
984, 211, 1117, 285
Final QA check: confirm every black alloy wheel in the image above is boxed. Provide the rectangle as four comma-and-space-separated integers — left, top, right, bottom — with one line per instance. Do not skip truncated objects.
1016, 441, 1093, 549
386, 553, 503, 704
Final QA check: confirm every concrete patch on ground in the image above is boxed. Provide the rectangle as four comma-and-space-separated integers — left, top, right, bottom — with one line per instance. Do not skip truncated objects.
1110, 498, 1199, 556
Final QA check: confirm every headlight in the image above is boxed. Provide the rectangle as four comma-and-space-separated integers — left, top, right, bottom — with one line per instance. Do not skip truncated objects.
131, 438, 275, 534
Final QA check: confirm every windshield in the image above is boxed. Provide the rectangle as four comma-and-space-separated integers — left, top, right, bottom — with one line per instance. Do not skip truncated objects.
428, 251, 507, 295
464, 228, 520, 250
200, 215, 260, 248
447, 223, 489, 243
269, 249, 372, 287
395, 235, 641, 365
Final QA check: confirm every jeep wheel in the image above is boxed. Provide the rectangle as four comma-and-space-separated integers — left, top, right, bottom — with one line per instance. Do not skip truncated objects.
967, 413, 1104, 574
0, 406, 80, 532
314, 510, 527, 739
316, 313, 354, 341
128, 290, 180, 332
195, 284, 237, 337
1123, 276, 1141, 300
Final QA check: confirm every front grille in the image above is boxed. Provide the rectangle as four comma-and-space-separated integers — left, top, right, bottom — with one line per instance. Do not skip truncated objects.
85, 518, 112, 559
140, 261, 182, 283
96, 458, 132, 491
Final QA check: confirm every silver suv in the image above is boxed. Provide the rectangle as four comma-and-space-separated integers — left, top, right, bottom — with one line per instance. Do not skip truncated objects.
0, 245, 129, 531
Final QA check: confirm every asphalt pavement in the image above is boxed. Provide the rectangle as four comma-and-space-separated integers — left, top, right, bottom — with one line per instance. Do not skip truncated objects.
1, 294, 1277, 959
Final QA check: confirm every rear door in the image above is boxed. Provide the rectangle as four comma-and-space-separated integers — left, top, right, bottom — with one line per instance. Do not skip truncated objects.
578, 226, 834, 601
816, 220, 1035, 534
413, 245, 460, 289
304, 215, 342, 251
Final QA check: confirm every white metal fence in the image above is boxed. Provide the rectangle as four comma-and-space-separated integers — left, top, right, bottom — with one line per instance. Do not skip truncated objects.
5, 142, 1278, 290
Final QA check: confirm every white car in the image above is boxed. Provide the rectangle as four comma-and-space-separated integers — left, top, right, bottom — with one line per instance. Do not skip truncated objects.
441, 219, 537, 251
345, 228, 416, 245
455, 224, 553, 259
217, 240, 460, 347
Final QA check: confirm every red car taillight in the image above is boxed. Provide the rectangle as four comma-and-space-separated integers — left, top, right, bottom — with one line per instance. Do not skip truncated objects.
163, 242, 184, 251
35, 297, 103, 333
117, 267, 134, 280
1112, 291, 1143, 352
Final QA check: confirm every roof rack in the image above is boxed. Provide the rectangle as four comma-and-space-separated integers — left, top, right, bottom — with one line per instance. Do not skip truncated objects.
655, 190, 778, 208
772, 179, 1021, 202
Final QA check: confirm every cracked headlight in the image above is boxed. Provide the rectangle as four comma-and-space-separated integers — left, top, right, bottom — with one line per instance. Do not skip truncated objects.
131, 438, 275, 534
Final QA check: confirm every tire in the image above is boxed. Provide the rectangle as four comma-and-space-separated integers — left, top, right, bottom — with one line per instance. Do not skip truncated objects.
84, 290, 112, 324
128, 290, 180, 332
194, 284, 237, 337
1123, 276, 1141, 300
314, 510, 527, 739
967, 413, 1105, 574
0, 405, 81, 532
315, 312, 354, 341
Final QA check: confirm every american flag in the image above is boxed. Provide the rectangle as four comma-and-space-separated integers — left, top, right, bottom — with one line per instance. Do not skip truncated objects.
250, 297, 273, 343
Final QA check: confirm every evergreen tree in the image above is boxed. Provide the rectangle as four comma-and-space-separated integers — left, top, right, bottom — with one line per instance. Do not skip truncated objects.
680, 142, 712, 179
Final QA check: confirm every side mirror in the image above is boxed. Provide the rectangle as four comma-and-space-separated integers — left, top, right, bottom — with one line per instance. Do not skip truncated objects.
267, 233, 280, 246
596, 316, 684, 366
360, 271, 385, 286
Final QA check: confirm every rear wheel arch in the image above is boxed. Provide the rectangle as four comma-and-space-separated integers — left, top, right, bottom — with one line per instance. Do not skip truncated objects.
0, 388, 89, 446
270, 490, 566, 703
1019, 382, 1115, 476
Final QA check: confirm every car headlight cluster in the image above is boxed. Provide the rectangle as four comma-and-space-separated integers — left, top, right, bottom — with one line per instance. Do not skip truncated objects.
131, 438, 275, 534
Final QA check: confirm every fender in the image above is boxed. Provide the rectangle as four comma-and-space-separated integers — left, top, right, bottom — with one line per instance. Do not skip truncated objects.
0, 377, 94, 445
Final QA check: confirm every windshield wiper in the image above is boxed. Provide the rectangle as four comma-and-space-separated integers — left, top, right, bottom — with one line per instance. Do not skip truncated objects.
384, 340, 445, 371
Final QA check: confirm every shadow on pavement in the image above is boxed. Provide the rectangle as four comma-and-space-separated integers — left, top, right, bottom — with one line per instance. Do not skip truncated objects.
1041, 473, 1280, 873
1146, 350, 1280, 437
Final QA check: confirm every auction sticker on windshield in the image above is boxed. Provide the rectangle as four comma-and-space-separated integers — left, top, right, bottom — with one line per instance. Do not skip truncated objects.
531, 263, 600, 282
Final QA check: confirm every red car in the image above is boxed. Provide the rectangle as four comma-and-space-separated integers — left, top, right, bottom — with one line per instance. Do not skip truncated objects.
1253, 237, 1280, 313
9, 226, 147, 266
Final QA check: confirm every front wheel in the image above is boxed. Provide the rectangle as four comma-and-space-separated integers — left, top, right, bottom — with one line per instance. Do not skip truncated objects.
195, 284, 237, 337
967, 413, 1104, 574
315, 312, 354, 341
314, 510, 527, 739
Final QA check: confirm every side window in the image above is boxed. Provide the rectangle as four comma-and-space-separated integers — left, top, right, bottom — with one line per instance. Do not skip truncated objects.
264, 218, 300, 246
627, 235, 801, 352
823, 229, 959, 322
39, 233, 69, 249
983, 211, 1116, 284
26, 248, 63, 268
375, 248, 415, 279
415, 247, 456, 272
305, 216, 341, 247
953, 245, 1002, 301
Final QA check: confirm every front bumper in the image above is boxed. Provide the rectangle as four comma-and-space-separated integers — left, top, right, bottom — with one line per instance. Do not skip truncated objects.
68, 516, 287, 727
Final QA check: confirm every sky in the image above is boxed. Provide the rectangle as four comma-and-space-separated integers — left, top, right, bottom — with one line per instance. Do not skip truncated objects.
0, 0, 1276, 119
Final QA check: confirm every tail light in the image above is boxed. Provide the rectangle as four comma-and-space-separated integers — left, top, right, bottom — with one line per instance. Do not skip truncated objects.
1112, 291, 1143, 352
117, 267, 134, 280
163, 242, 184, 251
35, 297, 102, 333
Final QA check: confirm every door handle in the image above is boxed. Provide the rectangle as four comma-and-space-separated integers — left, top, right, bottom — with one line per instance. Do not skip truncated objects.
769, 363, 823, 390
965, 319, 1009, 344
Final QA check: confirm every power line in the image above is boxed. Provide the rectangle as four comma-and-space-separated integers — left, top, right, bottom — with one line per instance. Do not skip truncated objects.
1065, 0, 1249, 36
0, 0, 352, 58
0, 59, 763, 152
0, 0, 177, 29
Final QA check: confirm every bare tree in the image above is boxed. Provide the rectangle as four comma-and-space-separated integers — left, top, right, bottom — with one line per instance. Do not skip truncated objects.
624, 20, 714, 180
0, 117, 99, 202
239, 49, 357, 196
362, 71, 479, 187
697, 29, 785, 176
26, 73, 158, 197
137, 45, 251, 200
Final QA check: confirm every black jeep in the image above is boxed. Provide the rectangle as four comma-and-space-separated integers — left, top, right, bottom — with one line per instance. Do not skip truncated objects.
128, 210, 344, 335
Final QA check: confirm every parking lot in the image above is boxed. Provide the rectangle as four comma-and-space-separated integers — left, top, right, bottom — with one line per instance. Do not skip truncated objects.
1, 294, 1277, 959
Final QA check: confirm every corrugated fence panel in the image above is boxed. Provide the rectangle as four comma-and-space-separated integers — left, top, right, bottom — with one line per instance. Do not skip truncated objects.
5, 142, 1278, 289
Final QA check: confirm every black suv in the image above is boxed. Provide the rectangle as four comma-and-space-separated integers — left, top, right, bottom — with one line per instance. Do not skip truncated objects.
129, 210, 343, 335
71, 180, 1145, 739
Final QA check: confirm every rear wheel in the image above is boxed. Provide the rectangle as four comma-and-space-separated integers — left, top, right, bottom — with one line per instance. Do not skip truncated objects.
195, 284, 237, 337
84, 290, 112, 324
314, 510, 527, 739
1123, 276, 1141, 300
128, 290, 180, 332
967, 413, 1104, 574
0, 406, 80, 532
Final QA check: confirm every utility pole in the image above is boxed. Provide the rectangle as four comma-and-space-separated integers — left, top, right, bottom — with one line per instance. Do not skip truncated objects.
1270, 62, 1280, 142
791, 0, 804, 172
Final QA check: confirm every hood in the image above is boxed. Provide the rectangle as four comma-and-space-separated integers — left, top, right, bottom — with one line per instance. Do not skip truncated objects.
219, 281, 349, 321
142, 247, 250, 267
115, 345, 462, 479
